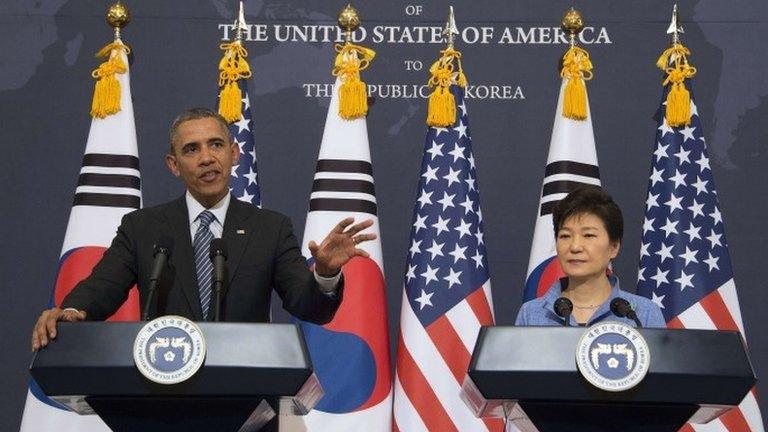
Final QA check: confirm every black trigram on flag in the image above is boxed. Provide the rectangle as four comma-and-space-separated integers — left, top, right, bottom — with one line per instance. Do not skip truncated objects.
73, 153, 141, 209
538, 160, 600, 216
309, 159, 377, 216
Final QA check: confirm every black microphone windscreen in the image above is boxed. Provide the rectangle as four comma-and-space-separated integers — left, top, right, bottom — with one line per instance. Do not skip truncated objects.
154, 235, 174, 257
554, 297, 573, 318
610, 298, 632, 318
209, 238, 228, 260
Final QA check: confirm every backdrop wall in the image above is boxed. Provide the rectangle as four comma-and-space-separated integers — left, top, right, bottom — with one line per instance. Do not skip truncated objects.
1, 0, 766, 429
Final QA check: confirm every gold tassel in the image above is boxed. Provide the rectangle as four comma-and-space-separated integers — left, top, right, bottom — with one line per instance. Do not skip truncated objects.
657, 43, 697, 127
560, 46, 593, 121
332, 43, 376, 119
426, 47, 467, 127
90, 41, 130, 119
218, 41, 252, 123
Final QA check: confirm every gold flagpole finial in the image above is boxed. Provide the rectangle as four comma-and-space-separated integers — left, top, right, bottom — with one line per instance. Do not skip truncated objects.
234, 1, 248, 43
666, 4, 684, 45
561, 8, 584, 48
106, 1, 130, 41
333, 4, 373, 119
443, 6, 459, 49
559, 8, 591, 121
426, 6, 466, 127
338, 4, 361, 44
91, 1, 130, 118
657, 4, 695, 127
217, 0, 252, 122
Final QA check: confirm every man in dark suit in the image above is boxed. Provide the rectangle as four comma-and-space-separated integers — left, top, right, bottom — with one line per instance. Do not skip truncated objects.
32, 107, 374, 350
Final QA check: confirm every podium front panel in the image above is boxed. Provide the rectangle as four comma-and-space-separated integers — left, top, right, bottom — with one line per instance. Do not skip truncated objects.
31, 322, 313, 397
469, 326, 755, 406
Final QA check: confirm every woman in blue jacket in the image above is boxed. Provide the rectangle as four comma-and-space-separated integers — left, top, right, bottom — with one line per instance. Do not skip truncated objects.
516, 186, 665, 328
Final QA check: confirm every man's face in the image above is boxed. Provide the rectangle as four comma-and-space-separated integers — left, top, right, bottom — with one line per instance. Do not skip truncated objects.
165, 117, 239, 208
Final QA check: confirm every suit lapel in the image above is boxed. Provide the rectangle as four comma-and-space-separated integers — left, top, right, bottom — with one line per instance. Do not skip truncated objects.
164, 196, 204, 320
223, 198, 255, 285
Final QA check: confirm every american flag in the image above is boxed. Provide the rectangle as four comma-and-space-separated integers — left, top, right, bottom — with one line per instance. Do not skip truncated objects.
636, 91, 765, 431
227, 79, 262, 207
392, 86, 502, 432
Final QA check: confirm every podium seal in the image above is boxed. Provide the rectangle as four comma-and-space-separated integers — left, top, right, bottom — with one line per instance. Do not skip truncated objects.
133, 315, 206, 384
575, 321, 650, 392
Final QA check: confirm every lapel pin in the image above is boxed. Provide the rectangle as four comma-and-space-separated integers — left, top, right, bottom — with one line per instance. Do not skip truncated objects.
237, 229, 246, 235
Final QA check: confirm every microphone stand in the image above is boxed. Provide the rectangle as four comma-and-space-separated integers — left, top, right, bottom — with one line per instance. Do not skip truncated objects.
554, 297, 573, 327
142, 242, 172, 321
142, 283, 158, 321
209, 240, 228, 322
212, 279, 224, 322
627, 311, 643, 328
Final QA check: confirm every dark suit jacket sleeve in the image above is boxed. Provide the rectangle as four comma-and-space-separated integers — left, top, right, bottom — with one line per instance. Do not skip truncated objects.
271, 216, 343, 324
60, 212, 139, 320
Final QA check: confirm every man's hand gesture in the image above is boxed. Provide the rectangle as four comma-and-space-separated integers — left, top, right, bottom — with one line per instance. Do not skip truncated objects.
309, 217, 376, 277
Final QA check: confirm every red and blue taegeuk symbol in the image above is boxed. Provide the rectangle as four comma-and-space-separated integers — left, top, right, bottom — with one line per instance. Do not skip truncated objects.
300, 256, 391, 412
523, 256, 565, 302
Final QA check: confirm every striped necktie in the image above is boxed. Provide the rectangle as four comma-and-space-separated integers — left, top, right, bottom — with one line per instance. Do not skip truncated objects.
193, 210, 215, 319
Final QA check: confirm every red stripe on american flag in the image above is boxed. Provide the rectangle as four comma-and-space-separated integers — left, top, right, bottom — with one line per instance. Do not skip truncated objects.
426, 307, 503, 432
392, 419, 400, 432
699, 291, 740, 332
667, 316, 684, 329
679, 424, 695, 432
466, 287, 494, 325
718, 407, 752, 431
426, 316, 471, 384
396, 333, 458, 432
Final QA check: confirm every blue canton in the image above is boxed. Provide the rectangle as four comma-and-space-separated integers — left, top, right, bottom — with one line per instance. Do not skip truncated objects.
405, 87, 490, 327
228, 80, 262, 207
636, 88, 734, 322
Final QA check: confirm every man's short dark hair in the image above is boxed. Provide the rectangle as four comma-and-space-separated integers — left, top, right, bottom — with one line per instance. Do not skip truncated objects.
168, 107, 231, 154
552, 185, 623, 243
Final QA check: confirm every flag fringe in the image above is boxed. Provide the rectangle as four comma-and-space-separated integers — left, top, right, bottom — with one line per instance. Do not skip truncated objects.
426, 46, 467, 127
333, 43, 376, 120
560, 46, 593, 121
90, 41, 130, 119
657, 43, 697, 127
218, 40, 252, 123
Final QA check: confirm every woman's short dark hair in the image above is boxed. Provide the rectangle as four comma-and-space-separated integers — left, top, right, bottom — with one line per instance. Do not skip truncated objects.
552, 186, 623, 243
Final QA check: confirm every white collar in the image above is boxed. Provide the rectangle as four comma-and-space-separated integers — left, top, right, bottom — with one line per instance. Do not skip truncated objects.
185, 192, 230, 226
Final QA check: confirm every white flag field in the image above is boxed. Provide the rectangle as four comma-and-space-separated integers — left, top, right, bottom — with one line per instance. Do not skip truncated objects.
523, 79, 602, 302
282, 78, 392, 432
20, 46, 141, 432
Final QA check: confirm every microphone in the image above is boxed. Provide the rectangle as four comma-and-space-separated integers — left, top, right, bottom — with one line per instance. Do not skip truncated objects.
209, 238, 228, 322
610, 298, 642, 328
553, 297, 573, 327
142, 236, 174, 321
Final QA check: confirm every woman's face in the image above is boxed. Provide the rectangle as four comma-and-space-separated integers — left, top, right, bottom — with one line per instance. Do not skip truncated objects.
556, 212, 620, 281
